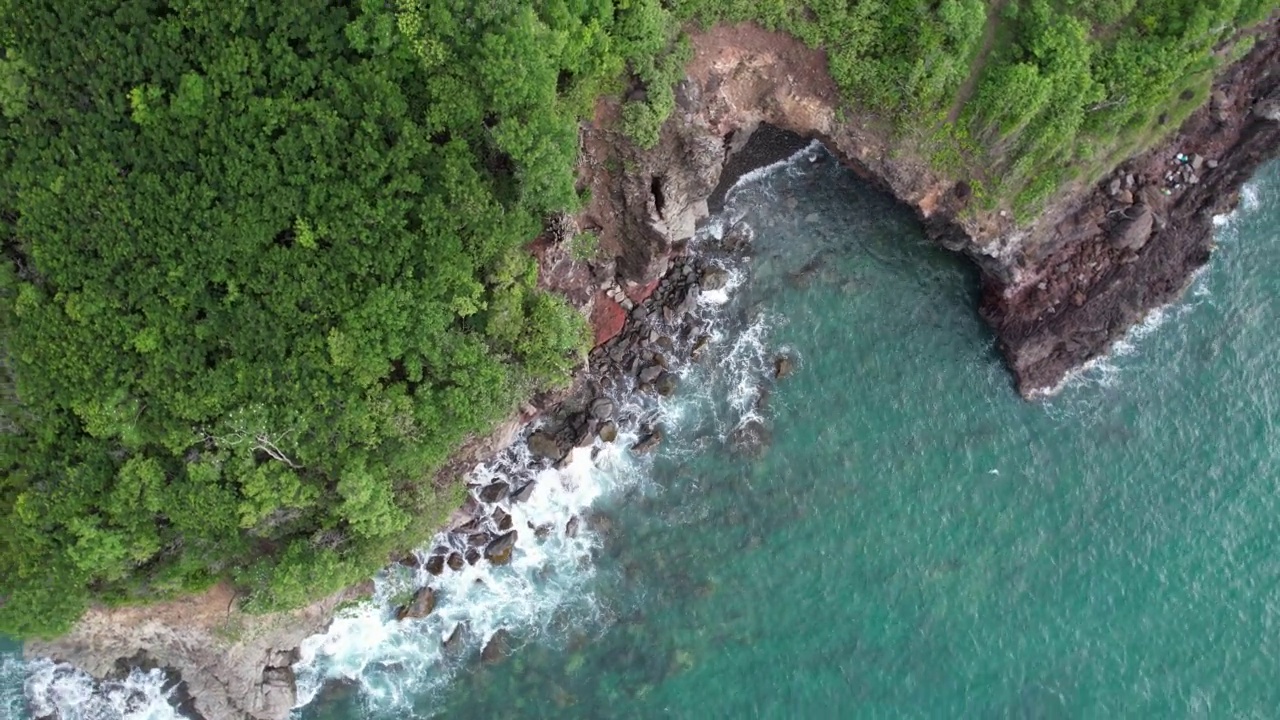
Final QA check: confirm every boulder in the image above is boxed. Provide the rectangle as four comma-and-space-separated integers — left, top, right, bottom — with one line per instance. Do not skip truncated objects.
478, 481, 509, 504
690, 335, 710, 360
481, 629, 513, 665
589, 397, 615, 420
638, 365, 664, 384
565, 515, 581, 538
729, 419, 772, 458
598, 421, 618, 443
446, 552, 465, 572
527, 431, 564, 462
1109, 204, 1154, 251
492, 507, 512, 532
700, 268, 729, 291
453, 517, 481, 535
465, 548, 481, 566
510, 481, 536, 503
424, 555, 445, 576
443, 622, 469, 656
631, 428, 663, 455
395, 586, 436, 621
485, 530, 518, 566
774, 355, 794, 379
654, 372, 678, 397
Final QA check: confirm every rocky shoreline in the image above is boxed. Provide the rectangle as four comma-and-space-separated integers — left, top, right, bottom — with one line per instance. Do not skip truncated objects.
404, 251, 725, 593
577, 21, 1280, 398
22, 19, 1280, 720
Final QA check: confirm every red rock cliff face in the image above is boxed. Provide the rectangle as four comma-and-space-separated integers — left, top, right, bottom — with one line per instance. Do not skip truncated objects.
579, 22, 1280, 397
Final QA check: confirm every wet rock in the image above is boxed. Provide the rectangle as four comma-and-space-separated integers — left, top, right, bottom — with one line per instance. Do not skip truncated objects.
1110, 203, 1154, 251
478, 481, 509, 504
774, 355, 794, 379
467, 532, 490, 547
527, 431, 564, 462
638, 364, 663, 384
690, 334, 710, 360
395, 586, 436, 621
453, 517, 482, 535
700, 268, 729, 291
589, 397, 615, 420
598, 421, 618, 443
443, 622, 469, 656
424, 555, 445, 576
484, 530, 518, 566
654, 371, 678, 397
397, 553, 421, 570
656, 336, 674, 351
572, 417, 596, 448
721, 223, 752, 253
446, 552, 465, 572
631, 428, 663, 455
492, 507, 512, 532
729, 419, 771, 458
533, 523, 553, 540
565, 515, 581, 538
510, 481, 536, 503
481, 629, 513, 665
465, 548, 481, 566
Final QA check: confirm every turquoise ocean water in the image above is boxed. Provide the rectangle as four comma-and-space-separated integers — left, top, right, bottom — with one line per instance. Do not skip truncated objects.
4, 151, 1278, 719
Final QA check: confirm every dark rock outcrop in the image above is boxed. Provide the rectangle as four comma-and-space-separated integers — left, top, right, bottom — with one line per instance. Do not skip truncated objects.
395, 587, 437, 621
484, 530, 518, 566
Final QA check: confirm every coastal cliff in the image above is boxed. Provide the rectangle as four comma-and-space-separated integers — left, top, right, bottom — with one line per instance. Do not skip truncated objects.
21, 19, 1280, 720
579, 21, 1280, 396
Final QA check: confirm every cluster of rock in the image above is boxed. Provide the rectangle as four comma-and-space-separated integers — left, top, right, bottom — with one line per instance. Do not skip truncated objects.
390, 254, 732, 630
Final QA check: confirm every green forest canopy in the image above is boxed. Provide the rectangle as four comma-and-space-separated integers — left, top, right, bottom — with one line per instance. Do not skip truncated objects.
0, 0, 1273, 638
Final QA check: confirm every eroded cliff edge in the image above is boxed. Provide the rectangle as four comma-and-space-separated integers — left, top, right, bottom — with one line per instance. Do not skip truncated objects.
580, 22, 1280, 396
22, 20, 1280, 720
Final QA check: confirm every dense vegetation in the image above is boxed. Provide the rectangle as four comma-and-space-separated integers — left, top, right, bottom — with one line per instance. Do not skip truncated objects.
0, 0, 676, 637
0, 0, 1272, 638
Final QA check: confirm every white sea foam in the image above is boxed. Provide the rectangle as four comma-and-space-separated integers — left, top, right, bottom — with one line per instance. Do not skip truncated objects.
1213, 176, 1263, 228
292, 440, 647, 714
16, 658, 180, 720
